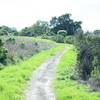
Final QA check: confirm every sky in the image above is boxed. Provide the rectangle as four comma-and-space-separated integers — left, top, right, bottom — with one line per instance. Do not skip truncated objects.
0, 0, 100, 31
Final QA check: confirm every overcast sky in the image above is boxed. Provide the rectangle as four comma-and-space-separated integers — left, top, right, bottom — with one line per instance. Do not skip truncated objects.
0, 0, 100, 31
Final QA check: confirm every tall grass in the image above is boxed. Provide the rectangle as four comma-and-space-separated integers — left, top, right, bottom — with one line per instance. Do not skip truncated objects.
53, 46, 100, 100
0, 36, 56, 63
0, 44, 65, 100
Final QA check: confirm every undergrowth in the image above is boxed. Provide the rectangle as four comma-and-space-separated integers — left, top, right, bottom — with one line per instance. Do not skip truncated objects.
54, 46, 100, 100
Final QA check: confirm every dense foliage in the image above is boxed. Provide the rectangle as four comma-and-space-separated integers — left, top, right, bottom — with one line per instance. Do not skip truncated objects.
54, 46, 100, 100
50, 13, 82, 35
0, 39, 8, 65
19, 21, 50, 36
75, 33, 100, 83
0, 26, 18, 36
19, 13, 82, 40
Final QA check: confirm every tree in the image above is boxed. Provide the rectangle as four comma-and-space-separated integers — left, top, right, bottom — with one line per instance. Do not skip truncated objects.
51, 34, 64, 43
19, 27, 34, 36
0, 26, 18, 36
50, 13, 82, 35
32, 20, 50, 36
19, 21, 50, 36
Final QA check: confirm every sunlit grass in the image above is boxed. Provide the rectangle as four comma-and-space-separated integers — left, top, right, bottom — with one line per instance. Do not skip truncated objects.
54, 46, 100, 100
0, 43, 65, 100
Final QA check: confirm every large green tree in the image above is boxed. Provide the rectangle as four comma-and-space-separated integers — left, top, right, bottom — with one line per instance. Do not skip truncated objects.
32, 21, 50, 36
50, 13, 82, 35
20, 21, 50, 36
19, 27, 33, 36
0, 26, 18, 36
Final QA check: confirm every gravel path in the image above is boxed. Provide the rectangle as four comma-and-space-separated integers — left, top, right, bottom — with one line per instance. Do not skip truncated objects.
25, 49, 67, 100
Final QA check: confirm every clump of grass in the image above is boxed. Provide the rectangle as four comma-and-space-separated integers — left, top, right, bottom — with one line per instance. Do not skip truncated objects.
53, 46, 100, 100
0, 44, 65, 100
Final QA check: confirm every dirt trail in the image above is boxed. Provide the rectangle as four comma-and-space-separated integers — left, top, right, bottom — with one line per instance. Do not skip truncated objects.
25, 49, 67, 100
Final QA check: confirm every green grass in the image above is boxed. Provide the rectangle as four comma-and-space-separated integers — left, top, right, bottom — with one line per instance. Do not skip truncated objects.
0, 43, 65, 100
53, 46, 100, 100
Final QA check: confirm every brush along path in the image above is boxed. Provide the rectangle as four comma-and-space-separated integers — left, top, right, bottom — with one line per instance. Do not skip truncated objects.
25, 48, 67, 100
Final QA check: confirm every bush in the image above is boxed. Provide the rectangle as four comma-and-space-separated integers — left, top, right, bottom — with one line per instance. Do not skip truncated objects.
41, 34, 49, 39
7, 55, 16, 64
6, 37, 16, 44
64, 36, 75, 44
75, 33, 100, 81
0, 39, 8, 65
51, 34, 64, 43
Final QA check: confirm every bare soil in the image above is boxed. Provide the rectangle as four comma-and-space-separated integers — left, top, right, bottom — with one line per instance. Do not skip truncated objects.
25, 49, 67, 100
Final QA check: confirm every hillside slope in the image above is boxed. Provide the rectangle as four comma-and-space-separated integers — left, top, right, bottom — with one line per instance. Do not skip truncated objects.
0, 36, 55, 64
0, 42, 65, 100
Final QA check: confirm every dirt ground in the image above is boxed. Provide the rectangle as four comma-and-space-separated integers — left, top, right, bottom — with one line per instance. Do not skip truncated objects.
25, 49, 67, 100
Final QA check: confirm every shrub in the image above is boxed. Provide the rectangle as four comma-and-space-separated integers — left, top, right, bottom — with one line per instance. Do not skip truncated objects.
75, 32, 100, 82
6, 37, 16, 44
64, 36, 75, 44
0, 39, 8, 65
41, 34, 49, 39
51, 34, 64, 43
7, 55, 16, 64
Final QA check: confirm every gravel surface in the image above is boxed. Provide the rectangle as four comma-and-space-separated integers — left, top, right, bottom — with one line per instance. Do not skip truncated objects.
25, 49, 67, 100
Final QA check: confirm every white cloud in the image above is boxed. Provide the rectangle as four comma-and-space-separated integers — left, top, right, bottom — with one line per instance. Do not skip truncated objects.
0, 0, 100, 31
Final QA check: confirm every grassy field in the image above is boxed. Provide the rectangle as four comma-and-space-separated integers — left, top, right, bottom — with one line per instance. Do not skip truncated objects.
0, 43, 65, 100
0, 36, 56, 63
53, 46, 100, 100
1, 36, 99, 100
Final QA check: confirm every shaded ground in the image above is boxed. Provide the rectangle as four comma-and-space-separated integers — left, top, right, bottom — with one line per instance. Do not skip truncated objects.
25, 49, 67, 100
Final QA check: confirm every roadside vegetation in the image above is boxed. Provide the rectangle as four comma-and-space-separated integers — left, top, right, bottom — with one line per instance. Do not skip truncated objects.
54, 46, 100, 100
0, 43, 65, 100
74, 32, 100, 90
0, 36, 55, 66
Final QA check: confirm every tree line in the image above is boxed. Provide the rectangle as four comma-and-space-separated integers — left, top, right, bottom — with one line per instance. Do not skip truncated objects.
0, 13, 82, 36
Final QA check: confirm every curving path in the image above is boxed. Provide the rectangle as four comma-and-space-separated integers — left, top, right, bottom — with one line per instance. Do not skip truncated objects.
25, 49, 67, 100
